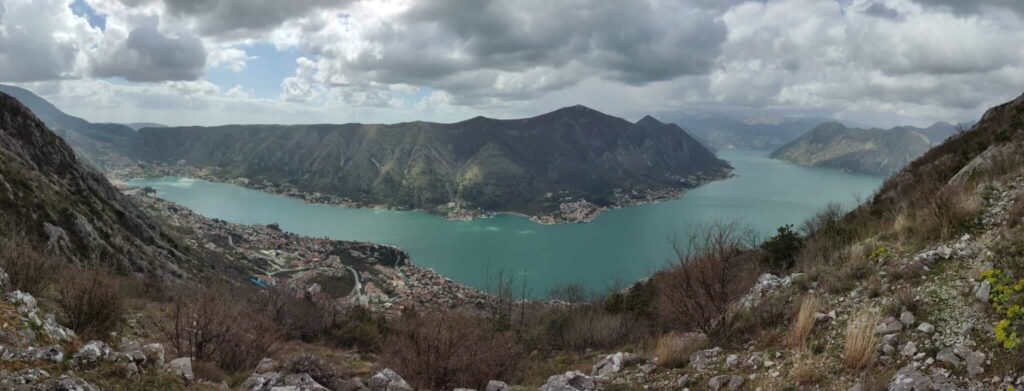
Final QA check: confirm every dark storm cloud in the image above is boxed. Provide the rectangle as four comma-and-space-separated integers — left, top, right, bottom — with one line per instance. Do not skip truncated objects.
91, 24, 207, 82
126, 0, 353, 37
333, 0, 727, 93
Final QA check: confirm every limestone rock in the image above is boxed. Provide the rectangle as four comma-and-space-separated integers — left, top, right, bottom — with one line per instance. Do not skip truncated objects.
900, 311, 916, 326
591, 352, 642, 377
540, 371, 597, 391
690, 347, 723, 371
369, 369, 413, 391
73, 340, 111, 365
708, 375, 744, 391
975, 281, 991, 303
901, 342, 917, 357
486, 380, 510, 391
142, 343, 165, 368
917, 322, 935, 334
169, 357, 194, 383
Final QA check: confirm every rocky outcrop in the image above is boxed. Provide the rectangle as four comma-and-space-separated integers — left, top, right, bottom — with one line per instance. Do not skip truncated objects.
368, 369, 412, 391
770, 122, 934, 175
540, 371, 598, 391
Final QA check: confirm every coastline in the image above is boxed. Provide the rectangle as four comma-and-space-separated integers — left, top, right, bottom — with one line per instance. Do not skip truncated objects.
111, 164, 733, 225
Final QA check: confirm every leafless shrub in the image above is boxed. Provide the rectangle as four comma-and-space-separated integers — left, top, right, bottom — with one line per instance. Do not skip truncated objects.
0, 234, 61, 296
55, 268, 125, 340
548, 282, 590, 305
654, 221, 759, 333
381, 311, 521, 390
285, 354, 347, 388
157, 287, 281, 371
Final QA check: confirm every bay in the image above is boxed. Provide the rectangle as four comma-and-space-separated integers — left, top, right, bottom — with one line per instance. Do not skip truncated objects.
128, 149, 884, 297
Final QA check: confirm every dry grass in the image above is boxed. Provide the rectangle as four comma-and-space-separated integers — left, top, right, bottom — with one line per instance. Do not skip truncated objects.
0, 235, 61, 296
893, 182, 982, 245
786, 295, 819, 348
792, 351, 822, 386
654, 332, 706, 369
1010, 192, 1024, 227
843, 310, 880, 371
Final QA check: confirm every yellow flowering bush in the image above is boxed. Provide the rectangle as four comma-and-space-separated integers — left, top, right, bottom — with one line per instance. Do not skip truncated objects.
981, 268, 1024, 349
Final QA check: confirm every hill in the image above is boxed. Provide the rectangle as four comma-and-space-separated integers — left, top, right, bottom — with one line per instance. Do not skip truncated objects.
129, 106, 731, 222
769, 122, 938, 175
671, 114, 828, 150
0, 84, 137, 170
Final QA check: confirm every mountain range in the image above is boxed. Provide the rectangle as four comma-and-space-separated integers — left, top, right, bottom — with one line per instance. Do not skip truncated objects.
769, 121, 961, 175
0, 85, 731, 221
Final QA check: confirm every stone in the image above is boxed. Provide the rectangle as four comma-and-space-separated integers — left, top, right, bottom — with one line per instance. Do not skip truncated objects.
540, 371, 597, 391
240, 372, 280, 391
142, 343, 165, 368
875, 319, 903, 335
882, 333, 900, 347
725, 354, 739, 368
917, 322, 935, 334
882, 344, 896, 355
255, 357, 278, 373
44, 375, 101, 391
486, 380, 510, 391
889, 365, 943, 391
690, 347, 723, 371
900, 311, 916, 326
976, 281, 992, 303
936, 349, 961, 368
73, 340, 110, 365
125, 362, 139, 378
168, 357, 194, 383
902, 342, 918, 357
708, 375, 744, 391
591, 352, 641, 377
369, 369, 413, 391
280, 373, 330, 390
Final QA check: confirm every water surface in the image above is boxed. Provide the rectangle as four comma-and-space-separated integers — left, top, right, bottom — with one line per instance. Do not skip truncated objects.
129, 149, 883, 296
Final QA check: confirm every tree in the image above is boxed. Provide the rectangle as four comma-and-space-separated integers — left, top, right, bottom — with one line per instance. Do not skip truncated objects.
761, 224, 804, 271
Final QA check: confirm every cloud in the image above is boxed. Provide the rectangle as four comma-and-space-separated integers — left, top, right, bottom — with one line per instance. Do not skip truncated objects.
143, 0, 352, 37
0, 0, 101, 82
912, 0, 1024, 16
91, 22, 207, 82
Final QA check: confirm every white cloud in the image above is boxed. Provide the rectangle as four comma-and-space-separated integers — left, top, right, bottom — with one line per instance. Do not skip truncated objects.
0, 0, 101, 82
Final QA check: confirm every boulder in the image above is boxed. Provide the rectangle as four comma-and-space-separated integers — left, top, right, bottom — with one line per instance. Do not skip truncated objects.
901, 342, 917, 357
591, 352, 642, 377
369, 369, 413, 391
875, 319, 903, 335
486, 380, 510, 391
936, 349, 961, 368
888, 365, 952, 391
540, 371, 597, 391
168, 357, 194, 383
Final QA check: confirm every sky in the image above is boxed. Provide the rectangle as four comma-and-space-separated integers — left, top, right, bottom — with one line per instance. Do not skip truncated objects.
1, 0, 1023, 127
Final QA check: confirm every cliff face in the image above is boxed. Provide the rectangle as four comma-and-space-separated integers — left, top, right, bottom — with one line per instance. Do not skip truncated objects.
130, 106, 731, 215
0, 92, 187, 274
769, 122, 934, 176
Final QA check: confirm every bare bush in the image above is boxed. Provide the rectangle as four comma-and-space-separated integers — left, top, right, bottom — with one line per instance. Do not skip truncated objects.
654, 221, 759, 333
157, 287, 281, 371
0, 235, 60, 296
548, 282, 590, 305
285, 354, 346, 388
381, 311, 521, 390
55, 269, 125, 340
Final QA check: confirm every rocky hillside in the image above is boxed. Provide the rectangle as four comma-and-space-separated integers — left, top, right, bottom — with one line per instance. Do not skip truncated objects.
0, 85, 138, 171
769, 122, 938, 176
0, 91, 194, 274
130, 105, 731, 221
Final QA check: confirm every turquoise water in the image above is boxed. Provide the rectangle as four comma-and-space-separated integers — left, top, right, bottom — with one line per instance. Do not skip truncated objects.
128, 149, 883, 296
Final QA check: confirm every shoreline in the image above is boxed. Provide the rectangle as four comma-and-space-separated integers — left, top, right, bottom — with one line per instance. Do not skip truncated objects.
110, 164, 733, 225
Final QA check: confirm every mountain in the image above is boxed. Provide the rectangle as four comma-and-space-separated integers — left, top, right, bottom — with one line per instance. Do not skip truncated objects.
125, 122, 168, 131
768, 122, 940, 176
130, 106, 730, 220
0, 84, 137, 170
917, 121, 960, 144
669, 114, 829, 150
0, 91, 189, 274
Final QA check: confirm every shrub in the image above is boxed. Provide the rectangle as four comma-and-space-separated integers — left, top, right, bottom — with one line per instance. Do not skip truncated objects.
786, 295, 819, 348
979, 268, 1024, 349
655, 221, 759, 333
325, 305, 389, 352
55, 269, 125, 340
157, 287, 281, 371
843, 310, 880, 371
654, 332, 705, 368
381, 311, 521, 390
603, 280, 657, 320
0, 235, 61, 296
761, 224, 804, 272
